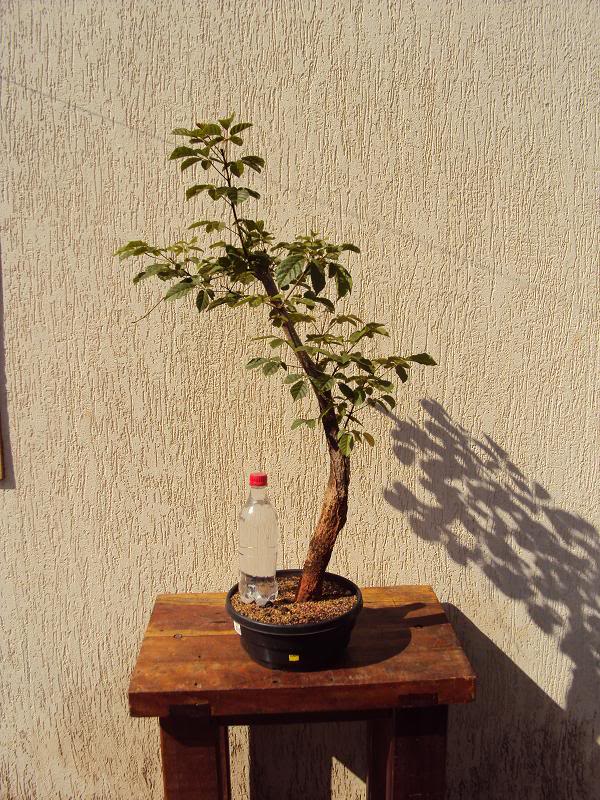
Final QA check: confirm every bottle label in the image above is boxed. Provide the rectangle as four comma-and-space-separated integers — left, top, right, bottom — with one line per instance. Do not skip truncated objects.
288, 654, 300, 662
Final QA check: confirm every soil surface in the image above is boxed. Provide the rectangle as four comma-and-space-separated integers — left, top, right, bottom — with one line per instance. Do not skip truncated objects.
231, 575, 356, 625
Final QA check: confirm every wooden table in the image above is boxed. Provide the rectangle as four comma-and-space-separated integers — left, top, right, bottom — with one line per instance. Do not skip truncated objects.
129, 586, 476, 799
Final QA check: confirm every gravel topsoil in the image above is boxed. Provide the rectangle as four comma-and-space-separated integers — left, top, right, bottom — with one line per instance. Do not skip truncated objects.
231, 575, 357, 625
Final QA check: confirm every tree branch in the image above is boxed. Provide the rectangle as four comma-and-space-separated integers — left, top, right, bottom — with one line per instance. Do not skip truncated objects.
219, 151, 342, 452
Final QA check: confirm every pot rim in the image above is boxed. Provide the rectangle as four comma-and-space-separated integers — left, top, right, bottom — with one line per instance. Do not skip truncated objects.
225, 568, 363, 635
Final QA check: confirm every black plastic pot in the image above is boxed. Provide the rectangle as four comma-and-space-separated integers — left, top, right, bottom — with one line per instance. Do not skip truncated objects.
225, 569, 363, 671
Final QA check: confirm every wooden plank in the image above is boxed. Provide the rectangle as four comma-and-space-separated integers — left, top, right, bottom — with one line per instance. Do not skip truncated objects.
160, 716, 230, 800
129, 586, 476, 718
367, 706, 448, 800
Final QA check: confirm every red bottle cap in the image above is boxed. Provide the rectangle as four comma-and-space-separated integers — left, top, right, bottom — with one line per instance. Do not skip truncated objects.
249, 471, 268, 487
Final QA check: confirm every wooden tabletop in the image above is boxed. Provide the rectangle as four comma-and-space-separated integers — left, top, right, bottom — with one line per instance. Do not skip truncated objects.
129, 585, 476, 720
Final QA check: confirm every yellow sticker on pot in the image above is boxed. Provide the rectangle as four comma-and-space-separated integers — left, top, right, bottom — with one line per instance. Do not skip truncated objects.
288, 654, 300, 662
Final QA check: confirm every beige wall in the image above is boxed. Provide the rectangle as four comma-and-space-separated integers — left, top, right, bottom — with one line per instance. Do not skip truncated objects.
1, 1, 598, 798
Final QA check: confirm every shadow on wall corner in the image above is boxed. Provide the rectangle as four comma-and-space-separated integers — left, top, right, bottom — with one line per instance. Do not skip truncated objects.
384, 399, 599, 799
0, 244, 15, 489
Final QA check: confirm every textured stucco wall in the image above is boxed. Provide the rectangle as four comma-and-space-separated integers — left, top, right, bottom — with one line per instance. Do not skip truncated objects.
1, 1, 598, 798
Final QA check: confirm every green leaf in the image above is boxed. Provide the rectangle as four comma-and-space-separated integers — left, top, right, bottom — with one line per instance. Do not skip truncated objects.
335, 266, 352, 297
207, 220, 226, 233
172, 127, 199, 137
354, 388, 366, 405
363, 432, 375, 446
132, 262, 174, 283
348, 328, 367, 345
246, 357, 268, 369
230, 160, 244, 177
395, 365, 409, 382
114, 239, 148, 255
241, 155, 265, 172
368, 398, 389, 412
284, 372, 304, 384
269, 338, 286, 348
337, 431, 354, 456
230, 122, 253, 135
340, 243, 360, 253
262, 359, 282, 376
296, 296, 316, 309
331, 314, 361, 327
291, 418, 317, 430
373, 325, 389, 336
206, 296, 230, 310
287, 311, 316, 324
188, 220, 226, 233
114, 240, 161, 260
229, 135, 243, 145
349, 322, 389, 345
206, 186, 229, 200
199, 123, 221, 136
169, 146, 199, 160
408, 353, 437, 365
181, 157, 202, 171
311, 374, 335, 391
290, 380, 309, 401
381, 394, 396, 408
219, 114, 235, 129
196, 289, 210, 311
186, 184, 214, 200
225, 187, 250, 205
312, 295, 335, 312
309, 262, 326, 294
352, 355, 376, 373
275, 253, 305, 288
338, 383, 354, 401
164, 280, 195, 300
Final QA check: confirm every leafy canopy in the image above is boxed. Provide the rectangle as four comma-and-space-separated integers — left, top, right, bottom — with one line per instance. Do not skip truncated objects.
114, 115, 436, 456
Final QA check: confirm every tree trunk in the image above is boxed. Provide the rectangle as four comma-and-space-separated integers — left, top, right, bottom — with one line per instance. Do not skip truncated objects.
295, 445, 350, 602
251, 262, 351, 602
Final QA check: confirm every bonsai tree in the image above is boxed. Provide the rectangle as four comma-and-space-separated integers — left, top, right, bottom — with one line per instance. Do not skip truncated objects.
115, 115, 436, 602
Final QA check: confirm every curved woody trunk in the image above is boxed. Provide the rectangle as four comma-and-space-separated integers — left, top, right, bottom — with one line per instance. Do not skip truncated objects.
295, 445, 350, 602
252, 264, 351, 603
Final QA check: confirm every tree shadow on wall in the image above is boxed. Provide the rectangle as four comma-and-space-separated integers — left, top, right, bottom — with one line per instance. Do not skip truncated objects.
384, 399, 599, 799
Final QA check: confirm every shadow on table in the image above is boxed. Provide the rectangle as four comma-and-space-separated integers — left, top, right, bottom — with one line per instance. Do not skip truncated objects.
339, 602, 418, 668
385, 399, 599, 799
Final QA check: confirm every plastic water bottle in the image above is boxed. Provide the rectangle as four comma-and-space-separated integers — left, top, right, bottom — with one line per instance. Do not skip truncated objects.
238, 472, 278, 606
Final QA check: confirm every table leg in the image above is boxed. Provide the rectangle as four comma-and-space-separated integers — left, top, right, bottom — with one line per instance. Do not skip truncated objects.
159, 716, 231, 800
367, 705, 448, 800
